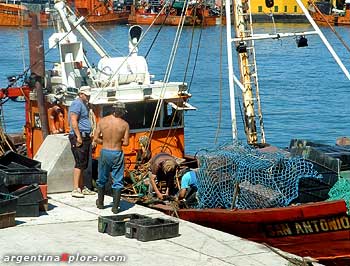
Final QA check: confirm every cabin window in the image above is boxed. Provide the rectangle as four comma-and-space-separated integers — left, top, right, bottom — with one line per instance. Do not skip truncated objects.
284, 6, 287, 12
274, 6, 278, 12
124, 102, 160, 130
102, 102, 160, 130
294, 6, 297, 12
258, 6, 262, 12
163, 102, 183, 127
101, 101, 183, 131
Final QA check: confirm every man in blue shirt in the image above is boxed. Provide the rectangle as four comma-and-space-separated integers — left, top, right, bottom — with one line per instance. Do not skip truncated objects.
68, 86, 95, 198
178, 168, 198, 206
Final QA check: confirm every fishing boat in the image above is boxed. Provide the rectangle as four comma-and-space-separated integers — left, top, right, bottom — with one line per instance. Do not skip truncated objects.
308, 0, 350, 26
134, 0, 350, 265
128, 0, 224, 26
0, 3, 31, 27
0, 0, 195, 170
0, 0, 350, 265
67, 0, 130, 24
0, 0, 130, 27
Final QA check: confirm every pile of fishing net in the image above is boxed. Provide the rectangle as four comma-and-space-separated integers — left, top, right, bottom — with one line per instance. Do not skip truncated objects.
195, 142, 321, 209
328, 177, 350, 211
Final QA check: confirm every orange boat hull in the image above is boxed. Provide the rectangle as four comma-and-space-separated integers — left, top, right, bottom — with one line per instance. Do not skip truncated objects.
128, 13, 198, 26
0, 4, 31, 27
86, 12, 129, 24
128, 6, 225, 26
310, 4, 350, 26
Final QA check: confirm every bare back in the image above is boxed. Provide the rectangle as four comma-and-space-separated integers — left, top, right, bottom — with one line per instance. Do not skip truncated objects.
97, 115, 130, 150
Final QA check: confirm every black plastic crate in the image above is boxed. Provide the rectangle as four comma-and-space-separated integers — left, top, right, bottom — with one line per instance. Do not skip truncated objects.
125, 217, 179, 242
0, 151, 41, 169
1, 168, 47, 186
0, 193, 18, 215
11, 184, 44, 204
10, 184, 44, 217
15, 203, 40, 217
98, 214, 149, 236
0, 182, 8, 194
292, 185, 331, 204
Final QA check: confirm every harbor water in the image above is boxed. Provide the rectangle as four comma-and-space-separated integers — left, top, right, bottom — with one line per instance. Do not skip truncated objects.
0, 23, 349, 154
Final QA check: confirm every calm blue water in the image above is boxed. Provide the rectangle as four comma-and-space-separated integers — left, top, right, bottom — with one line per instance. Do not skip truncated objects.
0, 23, 350, 154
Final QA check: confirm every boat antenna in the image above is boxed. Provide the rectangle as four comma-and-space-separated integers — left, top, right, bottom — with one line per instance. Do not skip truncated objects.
296, 0, 350, 80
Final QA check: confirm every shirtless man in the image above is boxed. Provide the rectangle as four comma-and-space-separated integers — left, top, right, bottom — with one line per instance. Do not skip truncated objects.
93, 102, 129, 213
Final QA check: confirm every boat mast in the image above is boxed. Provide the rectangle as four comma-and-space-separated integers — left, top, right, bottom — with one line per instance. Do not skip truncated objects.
231, 0, 265, 145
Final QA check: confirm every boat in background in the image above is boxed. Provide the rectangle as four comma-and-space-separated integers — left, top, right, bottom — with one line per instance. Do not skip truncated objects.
67, 0, 131, 24
0, 0, 132, 27
128, 0, 225, 26
308, 0, 350, 26
0, 3, 31, 27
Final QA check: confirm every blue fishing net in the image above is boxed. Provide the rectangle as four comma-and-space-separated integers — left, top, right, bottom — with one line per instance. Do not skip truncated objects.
195, 142, 321, 209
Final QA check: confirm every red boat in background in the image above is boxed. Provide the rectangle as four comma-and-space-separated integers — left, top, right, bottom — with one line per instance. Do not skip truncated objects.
128, 0, 224, 26
0, 3, 31, 27
0, 0, 131, 27
308, 0, 350, 26
67, 0, 130, 24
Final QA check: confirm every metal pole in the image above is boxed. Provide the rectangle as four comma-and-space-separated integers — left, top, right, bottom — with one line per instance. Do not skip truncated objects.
225, 0, 238, 142
29, 16, 49, 140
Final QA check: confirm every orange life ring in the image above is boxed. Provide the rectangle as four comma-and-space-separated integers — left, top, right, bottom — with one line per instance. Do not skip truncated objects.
48, 106, 65, 134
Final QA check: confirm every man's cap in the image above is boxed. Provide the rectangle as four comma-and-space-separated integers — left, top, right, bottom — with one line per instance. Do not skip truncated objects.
163, 159, 177, 174
78, 86, 92, 96
112, 101, 126, 109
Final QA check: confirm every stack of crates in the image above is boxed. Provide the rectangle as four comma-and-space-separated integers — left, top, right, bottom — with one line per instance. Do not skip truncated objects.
290, 139, 350, 203
11, 184, 44, 217
0, 151, 48, 216
98, 214, 179, 241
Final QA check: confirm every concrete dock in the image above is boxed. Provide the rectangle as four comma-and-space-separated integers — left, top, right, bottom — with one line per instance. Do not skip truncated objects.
0, 193, 322, 266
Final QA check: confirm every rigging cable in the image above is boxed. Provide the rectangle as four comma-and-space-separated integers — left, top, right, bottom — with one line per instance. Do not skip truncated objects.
146, 0, 190, 152
145, 0, 176, 59
162, 1, 204, 151
188, 18, 203, 90
182, 3, 198, 85
100, 4, 169, 91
